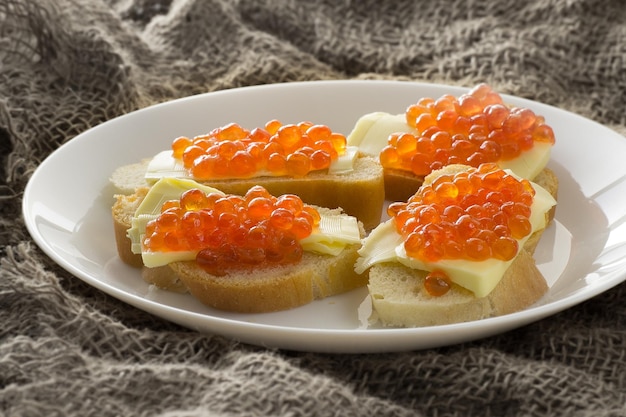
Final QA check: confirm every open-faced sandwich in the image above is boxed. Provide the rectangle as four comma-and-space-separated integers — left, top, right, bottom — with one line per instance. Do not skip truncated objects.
347, 83, 557, 202
112, 120, 384, 231
113, 178, 367, 313
355, 163, 557, 327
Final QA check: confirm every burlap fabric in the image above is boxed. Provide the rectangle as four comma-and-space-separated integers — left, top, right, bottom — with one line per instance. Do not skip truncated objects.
2, 0, 626, 416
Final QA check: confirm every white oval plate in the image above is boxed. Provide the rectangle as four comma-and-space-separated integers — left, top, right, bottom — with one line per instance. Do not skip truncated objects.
23, 80, 626, 353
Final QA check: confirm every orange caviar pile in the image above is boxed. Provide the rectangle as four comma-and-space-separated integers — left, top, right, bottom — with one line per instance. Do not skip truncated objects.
171, 120, 347, 180
142, 185, 321, 276
387, 163, 536, 266
380, 84, 556, 176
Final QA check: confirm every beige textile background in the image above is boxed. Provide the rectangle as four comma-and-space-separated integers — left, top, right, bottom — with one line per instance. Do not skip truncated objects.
1, 0, 626, 416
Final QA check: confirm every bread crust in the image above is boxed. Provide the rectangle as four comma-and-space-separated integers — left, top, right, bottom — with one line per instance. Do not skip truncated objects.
141, 265, 187, 293
367, 249, 548, 327
383, 168, 425, 203
112, 188, 148, 268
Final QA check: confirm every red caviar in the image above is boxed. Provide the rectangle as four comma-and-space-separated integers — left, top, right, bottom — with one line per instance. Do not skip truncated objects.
383, 84, 555, 176
424, 270, 452, 297
142, 185, 321, 276
171, 121, 347, 180
388, 163, 535, 267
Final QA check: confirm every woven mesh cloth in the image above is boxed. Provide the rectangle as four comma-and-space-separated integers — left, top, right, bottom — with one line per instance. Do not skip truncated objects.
2, 0, 626, 416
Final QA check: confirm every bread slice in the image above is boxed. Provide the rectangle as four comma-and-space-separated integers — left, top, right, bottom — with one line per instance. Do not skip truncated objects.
112, 186, 368, 312
110, 153, 384, 231
382, 167, 427, 203
168, 238, 365, 313
112, 187, 148, 268
110, 160, 151, 194
367, 249, 547, 327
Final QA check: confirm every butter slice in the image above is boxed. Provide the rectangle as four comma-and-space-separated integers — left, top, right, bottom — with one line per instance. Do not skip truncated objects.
145, 146, 360, 182
127, 178, 224, 256
355, 176, 557, 297
300, 214, 361, 256
129, 178, 362, 268
498, 142, 552, 183
145, 151, 187, 182
346, 111, 553, 180
346, 112, 416, 156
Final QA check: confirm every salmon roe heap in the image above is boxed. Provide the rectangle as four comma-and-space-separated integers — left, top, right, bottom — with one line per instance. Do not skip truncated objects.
142, 185, 321, 276
388, 163, 536, 268
171, 120, 347, 180
380, 83, 556, 176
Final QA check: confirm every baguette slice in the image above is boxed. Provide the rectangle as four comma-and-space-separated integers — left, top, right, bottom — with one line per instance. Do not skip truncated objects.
110, 153, 384, 231
367, 248, 547, 327
168, 233, 365, 313
113, 186, 367, 312
383, 167, 426, 203
112, 187, 148, 268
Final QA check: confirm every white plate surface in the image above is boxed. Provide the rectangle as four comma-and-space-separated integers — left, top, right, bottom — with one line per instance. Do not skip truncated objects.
23, 80, 626, 353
